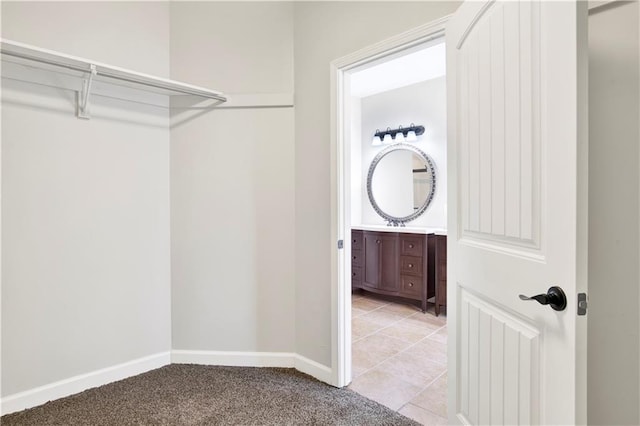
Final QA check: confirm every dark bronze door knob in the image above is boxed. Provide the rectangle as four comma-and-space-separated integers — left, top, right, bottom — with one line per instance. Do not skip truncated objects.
519, 286, 567, 311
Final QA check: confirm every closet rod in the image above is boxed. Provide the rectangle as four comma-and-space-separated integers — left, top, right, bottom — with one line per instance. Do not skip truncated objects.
1, 49, 87, 73
0, 41, 227, 102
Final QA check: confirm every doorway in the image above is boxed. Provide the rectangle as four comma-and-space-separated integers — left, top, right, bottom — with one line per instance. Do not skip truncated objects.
330, 18, 450, 424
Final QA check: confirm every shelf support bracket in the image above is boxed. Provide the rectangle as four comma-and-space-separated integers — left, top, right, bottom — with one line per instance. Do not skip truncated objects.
77, 64, 97, 119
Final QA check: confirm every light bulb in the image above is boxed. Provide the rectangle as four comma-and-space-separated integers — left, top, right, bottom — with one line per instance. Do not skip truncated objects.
383, 134, 393, 144
372, 135, 382, 146
395, 132, 405, 143
406, 130, 417, 142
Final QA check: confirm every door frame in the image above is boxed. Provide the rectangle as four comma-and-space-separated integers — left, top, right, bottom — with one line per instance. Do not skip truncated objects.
329, 16, 451, 387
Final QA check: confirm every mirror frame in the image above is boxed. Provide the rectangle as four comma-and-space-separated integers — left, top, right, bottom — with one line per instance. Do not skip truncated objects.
366, 143, 437, 226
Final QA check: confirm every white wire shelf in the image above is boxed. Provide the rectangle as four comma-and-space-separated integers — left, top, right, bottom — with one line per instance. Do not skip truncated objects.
1, 38, 227, 118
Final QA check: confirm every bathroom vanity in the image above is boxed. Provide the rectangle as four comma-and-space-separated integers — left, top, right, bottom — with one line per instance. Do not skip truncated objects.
355, 141, 446, 314
351, 226, 447, 315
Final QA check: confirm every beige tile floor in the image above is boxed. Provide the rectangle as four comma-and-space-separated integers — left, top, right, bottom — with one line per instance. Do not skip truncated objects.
348, 291, 448, 425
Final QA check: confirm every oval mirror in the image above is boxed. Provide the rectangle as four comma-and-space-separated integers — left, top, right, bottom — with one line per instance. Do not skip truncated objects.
366, 144, 436, 226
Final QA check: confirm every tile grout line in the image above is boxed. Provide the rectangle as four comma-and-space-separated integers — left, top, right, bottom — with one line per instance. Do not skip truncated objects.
352, 297, 447, 367
353, 333, 447, 395
353, 321, 447, 363
353, 304, 446, 341
353, 320, 444, 345
398, 368, 448, 409
351, 296, 449, 422
351, 326, 447, 393
398, 403, 448, 425
354, 332, 448, 419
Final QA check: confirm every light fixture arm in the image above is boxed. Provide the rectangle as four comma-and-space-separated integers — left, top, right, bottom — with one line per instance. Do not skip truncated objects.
373, 124, 425, 141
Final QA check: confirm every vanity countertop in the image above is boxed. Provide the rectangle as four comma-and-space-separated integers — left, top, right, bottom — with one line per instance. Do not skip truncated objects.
352, 224, 447, 235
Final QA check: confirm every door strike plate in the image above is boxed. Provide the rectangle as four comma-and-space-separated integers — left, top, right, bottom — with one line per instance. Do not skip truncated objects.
337, 239, 344, 249
577, 293, 588, 316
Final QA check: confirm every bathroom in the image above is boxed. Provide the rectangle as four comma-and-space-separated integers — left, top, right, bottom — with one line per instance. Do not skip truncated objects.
345, 39, 450, 420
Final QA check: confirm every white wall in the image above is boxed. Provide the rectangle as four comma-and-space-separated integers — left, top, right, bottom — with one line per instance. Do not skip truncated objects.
0, 3, 460, 389
169, 2, 295, 353
1, 2, 171, 397
2, 1, 459, 396
350, 98, 363, 225
293, 1, 460, 367
359, 77, 447, 228
1, 2, 169, 77
588, 2, 639, 424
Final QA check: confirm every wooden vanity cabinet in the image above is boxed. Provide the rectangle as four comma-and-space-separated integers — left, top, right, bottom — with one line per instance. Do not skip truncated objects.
432, 234, 447, 316
363, 232, 399, 293
350, 230, 419, 312
351, 229, 447, 315
351, 231, 363, 288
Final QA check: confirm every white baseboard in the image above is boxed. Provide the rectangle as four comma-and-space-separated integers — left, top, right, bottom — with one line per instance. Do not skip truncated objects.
171, 350, 296, 368
293, 354, 334, 385
0, 351, 171, 416
1, 350, 334, 416
171, 350, 333, 384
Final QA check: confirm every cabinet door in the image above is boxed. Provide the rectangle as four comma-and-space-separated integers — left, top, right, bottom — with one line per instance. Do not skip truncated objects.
378, 235, 399, 292
435, 235, 447, 307
363, 232, 398, 292
363, 232, 382, 288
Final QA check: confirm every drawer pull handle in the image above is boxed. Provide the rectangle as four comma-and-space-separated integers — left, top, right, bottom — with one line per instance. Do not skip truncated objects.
352, 272, 356, 277
376, 240, 381, 244
353, 239, 356, 243
408, 282, 414, 287
409, 244, 414, 248
352, 256, 356, 260
408, 263, 413, 268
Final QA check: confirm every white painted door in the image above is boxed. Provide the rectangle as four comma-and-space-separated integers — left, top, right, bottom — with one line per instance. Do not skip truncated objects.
446, 1, 588, 425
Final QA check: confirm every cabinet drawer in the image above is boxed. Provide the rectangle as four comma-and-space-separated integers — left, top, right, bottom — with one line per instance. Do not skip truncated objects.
352, 266, 362, 283
352, 266, 362, 289
351, 231, 363, 251
400, 275, 423, 297
351, 249, 363, 267
400, 256, 423, 276
400, 237, 423, 257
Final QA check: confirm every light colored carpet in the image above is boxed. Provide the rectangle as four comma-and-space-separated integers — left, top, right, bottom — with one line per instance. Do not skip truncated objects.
1, 364, 420, 425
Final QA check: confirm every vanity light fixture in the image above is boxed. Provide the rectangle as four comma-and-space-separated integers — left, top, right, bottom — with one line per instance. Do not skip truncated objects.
372, 123, 425, 145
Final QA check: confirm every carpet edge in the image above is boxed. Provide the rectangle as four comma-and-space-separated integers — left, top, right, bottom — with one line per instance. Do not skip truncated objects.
0, 351, 171, 416
171, 350, 333, 385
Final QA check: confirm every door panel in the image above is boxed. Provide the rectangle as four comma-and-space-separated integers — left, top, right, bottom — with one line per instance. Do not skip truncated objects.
458, 0, 541, 254
447, 1, 588, 424
363, 232, 381, 287
459, 288, 540, 425
378, 235, 399, 292
363, 232, 399, 292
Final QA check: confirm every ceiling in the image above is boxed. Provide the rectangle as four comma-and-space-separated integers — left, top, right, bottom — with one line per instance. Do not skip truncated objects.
349, 42, 446, 99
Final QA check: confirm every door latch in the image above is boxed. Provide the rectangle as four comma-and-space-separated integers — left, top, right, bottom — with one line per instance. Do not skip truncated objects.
577, 293, 588, 316
337, 239, 344, 249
